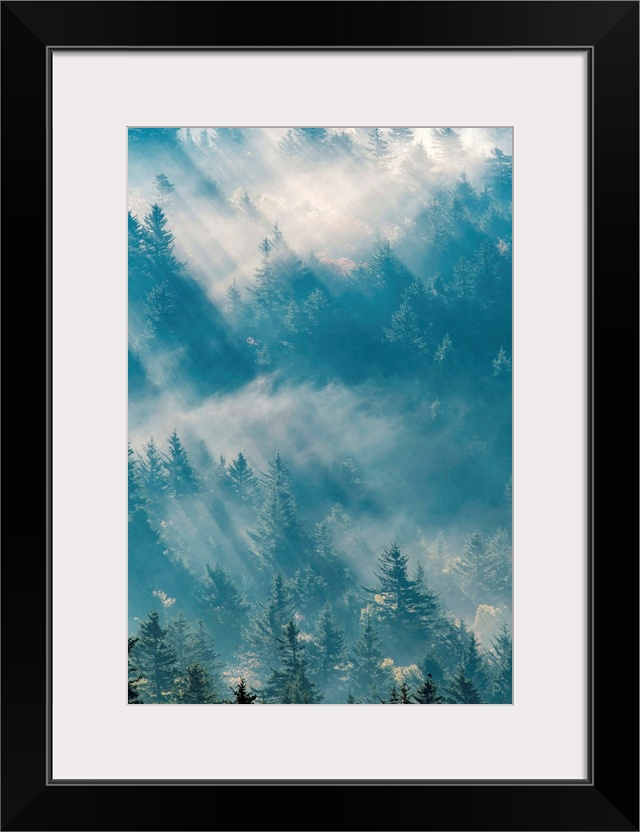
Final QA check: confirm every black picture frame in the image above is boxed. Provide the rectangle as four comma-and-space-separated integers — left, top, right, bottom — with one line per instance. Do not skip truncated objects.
2, 2, 638, 830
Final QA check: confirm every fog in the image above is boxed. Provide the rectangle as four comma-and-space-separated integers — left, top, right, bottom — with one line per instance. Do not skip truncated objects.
128, 126, 512, 705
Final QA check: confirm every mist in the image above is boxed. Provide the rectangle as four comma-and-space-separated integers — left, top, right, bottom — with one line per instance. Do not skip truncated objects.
128, 126, 512, 706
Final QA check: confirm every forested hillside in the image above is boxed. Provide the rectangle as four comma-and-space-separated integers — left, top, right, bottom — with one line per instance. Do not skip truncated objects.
127, 126, 513, 704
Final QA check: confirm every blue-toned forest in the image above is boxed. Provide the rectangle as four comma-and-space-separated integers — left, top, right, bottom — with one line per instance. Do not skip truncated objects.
127, 126, 512, 705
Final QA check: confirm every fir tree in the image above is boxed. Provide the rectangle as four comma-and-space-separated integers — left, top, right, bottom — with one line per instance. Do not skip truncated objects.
227, 451, 259, 504
263, 619, 323, 704
247, 454, 305, 574
487, 624, 512, 703
135, 611, 178, 703
349, 612, 393, 703
136, 437, 169, 504
128, 637, 143, 703
144, 280, 176, 335
239, 190, 261, 222
154, 172, 175, 202
167, 611, 191, 671
363, 543, 440, 656
201, 563, 250, 648
444, 666, 483, 704
245, 573, 294, 676
163, 429, 199, 496
142, 204, 177, 273
189, 620, 222, 681
175, 663, 218, 704
231, 677, 257, 703
224, 280, 244, 320
413, 674, 443, 704
366, 128, 392, 169
463, 631, 490, 700
389, 127, 415, 148
308, 604, 346, 696
486, 146, 512, 203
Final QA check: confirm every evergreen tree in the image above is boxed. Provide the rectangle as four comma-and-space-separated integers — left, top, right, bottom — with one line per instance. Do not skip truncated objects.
136, 437, 169, 504
231, 677, 257, 704
487, 624, 512, 703
349, 612, 393, 703
201, 563, 250, 649
486, 146, 512, 203
444, 666, 483, 704
163, 429, 199, 496
247, 454, 305, 574
224, 280, 244, 319
413, 673, 443, 704
384, 679, 413, 704
144, 280, 176, 335
239, 190, 261, 222
366, 128, 392, 169
128, 441, 143, 519
383, 299, 428, 356
263, 620, 323, 704
227, 451, 259, 504
189, 619, 222, 681
431, 127, 467, 170
135, 611, 178, 703
175, 663, 218, 704
245, 573, 294, 676
399, 141, 435, 192
463, 631, 490, 700
154, 172, 175, 202
292, 565, 329, 622
167, 611, 191, 671
363, 543, 440, 657
142, 204, 178, 274
128, 637, 143, 703
389, 127, 415, 148
308, 604, 346, 697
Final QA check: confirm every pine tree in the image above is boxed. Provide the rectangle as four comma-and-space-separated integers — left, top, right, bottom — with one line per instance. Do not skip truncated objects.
383, 299, 428, 356
389, 127, 414, 148
167, 611, 191, 671
144, 280, 176, 335
231, 677, 257, 703
189, 620, 222, 681
363, 543, 440, 655
245, 573, 294, 676
349, 612, 393, 703
346, 691, 356, 704
154, 172, 175, 202
224, 280, 244, 320
136, 437, 169, 504
201, 563, 250, 649
413, 674, 443, 704
444, 666, 483, 704
239, 190, 261, 222
163, 429, 199, 496
128, 441, 143, 519
135, 611, 178, 703
247, 454, 305, 574
384, 681, 413, 704
128, 637, 143, 703
463, 631, 490, 700
431, 127, 467, 170
142, 204, 178, 274
308, 604, 346, 696
292, 565, 329, 622
263, 620, 323, 703
487, 624, 512, 703
366, 128, 392, 169
486, 146, 512, 203
175, 663, 218, 704
227, 451, 259, 504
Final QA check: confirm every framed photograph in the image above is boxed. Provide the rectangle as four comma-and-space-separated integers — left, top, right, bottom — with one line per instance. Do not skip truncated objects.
2, 2, 637, 830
